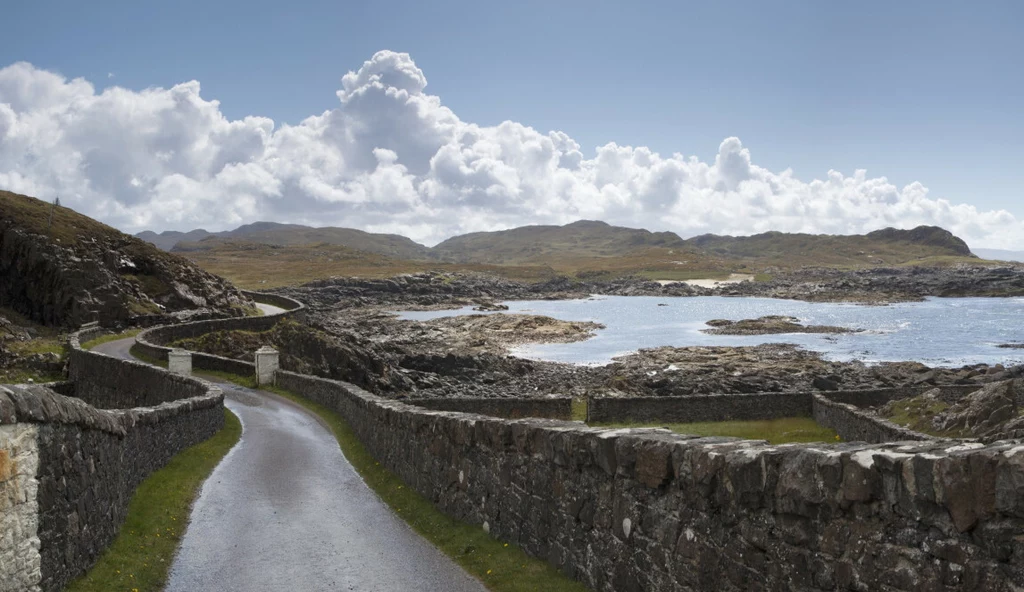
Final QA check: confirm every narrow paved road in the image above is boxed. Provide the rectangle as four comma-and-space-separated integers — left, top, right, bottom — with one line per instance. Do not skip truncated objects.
255, 302, 286, 316
94, 338, 485, 592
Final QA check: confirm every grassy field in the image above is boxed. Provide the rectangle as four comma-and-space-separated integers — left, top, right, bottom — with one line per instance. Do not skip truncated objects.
591, 417, 840, 444
66, 409, 242, 592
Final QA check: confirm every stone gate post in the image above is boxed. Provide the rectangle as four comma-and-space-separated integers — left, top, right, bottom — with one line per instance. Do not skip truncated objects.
167, 349, 192, 376
255, 346, 279, 386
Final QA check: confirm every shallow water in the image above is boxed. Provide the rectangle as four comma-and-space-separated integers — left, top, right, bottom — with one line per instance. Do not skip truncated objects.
396, 296, 1024, 367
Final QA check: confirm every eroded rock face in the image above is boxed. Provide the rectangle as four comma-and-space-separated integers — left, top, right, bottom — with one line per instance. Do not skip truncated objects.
1, 192, 251, 327
935, 381, 1018, 437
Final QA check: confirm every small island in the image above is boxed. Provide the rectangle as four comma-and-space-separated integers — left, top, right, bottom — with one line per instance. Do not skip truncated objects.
701, 315, 858, 336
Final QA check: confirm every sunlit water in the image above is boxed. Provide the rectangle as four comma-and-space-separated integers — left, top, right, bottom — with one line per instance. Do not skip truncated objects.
396, 296, 1024, 367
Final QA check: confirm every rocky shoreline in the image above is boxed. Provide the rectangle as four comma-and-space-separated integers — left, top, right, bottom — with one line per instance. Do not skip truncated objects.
274, 264, 1024, 309
172, 268, 1024, 412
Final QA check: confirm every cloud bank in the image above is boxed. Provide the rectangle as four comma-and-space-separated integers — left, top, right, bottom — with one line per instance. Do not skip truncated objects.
1, 51, 1021, 248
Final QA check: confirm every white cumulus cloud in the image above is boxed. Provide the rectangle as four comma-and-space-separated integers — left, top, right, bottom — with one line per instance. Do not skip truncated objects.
1, 50, 1022, 249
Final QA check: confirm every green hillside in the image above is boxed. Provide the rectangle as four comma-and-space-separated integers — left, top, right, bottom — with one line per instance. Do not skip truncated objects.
431, 220, 687, 263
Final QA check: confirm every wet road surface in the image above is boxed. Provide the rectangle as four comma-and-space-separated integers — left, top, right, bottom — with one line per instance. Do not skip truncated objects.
93, 338, 485, 592
255, 302, 286, 316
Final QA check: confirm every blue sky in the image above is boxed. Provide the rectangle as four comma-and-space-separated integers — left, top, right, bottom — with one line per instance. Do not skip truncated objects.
2, 0, 1023, 246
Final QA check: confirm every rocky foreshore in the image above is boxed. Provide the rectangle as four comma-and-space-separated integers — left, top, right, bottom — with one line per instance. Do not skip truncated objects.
191, 267, 1024, 409
275, 264, 1024, 309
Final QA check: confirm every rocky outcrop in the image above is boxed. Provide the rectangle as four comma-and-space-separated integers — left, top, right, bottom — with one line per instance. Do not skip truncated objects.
880, 379, 1024, 441
0, 191, 252, 327
170, 319, 408, 393
702, 315, 858, 335
714, 265, 1024, 302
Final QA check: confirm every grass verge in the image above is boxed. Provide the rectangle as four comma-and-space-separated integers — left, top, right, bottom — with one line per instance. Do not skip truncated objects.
191, 367, 587, 592
66, 408, 242, 592
81, 329, 142, 351
591, 416, 840, 444
261, 385, 588, 592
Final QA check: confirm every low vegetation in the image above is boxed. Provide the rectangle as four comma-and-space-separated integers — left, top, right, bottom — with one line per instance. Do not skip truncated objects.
0, 307, 66, 383
66, 409, 242, 592
181, 241, 560, 289
880, 396, 951, 436
591, 417, 840, 444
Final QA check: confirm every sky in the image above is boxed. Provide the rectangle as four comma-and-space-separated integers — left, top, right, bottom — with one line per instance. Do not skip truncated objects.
2, 0, 1023, 248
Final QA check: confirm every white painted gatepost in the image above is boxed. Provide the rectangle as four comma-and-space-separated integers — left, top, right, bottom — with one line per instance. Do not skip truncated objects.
255, 346, 279, 386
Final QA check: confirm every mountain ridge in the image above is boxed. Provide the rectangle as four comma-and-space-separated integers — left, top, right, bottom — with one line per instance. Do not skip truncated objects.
138, 220, 978, 267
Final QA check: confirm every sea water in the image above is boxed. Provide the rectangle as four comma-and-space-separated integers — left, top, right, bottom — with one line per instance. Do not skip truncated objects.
396, 296, 1024, 367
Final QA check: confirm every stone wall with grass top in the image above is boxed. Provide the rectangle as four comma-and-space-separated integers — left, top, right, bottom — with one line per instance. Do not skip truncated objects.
275, 369, 1024, 591
0, 327, 224, 592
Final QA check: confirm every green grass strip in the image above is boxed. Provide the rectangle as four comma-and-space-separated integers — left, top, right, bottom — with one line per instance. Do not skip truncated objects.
66, 409, 242, 592
200, 376, 583, 592
81, 329, 143, 351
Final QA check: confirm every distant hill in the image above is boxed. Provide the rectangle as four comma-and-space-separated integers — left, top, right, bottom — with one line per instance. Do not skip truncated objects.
140, 222, 432, 260
432, 220, 687, 264
973, 248, 1024, 263
685, 226, 974, 267
136, 228, 214, 251
1, 191, 251, 326
138, 218, 983, 287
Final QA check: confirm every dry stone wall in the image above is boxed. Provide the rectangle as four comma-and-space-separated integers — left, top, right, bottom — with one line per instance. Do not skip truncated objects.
134, 291, 304, 363
0, 423, 40, 592
275, 369, 1024, 591
0, 328, 225, 592
406, 396, 573, 419
825, 385, 981, 408
587, 392, 813, 424
587, 387, 986, 445
811, 394, 935, 443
